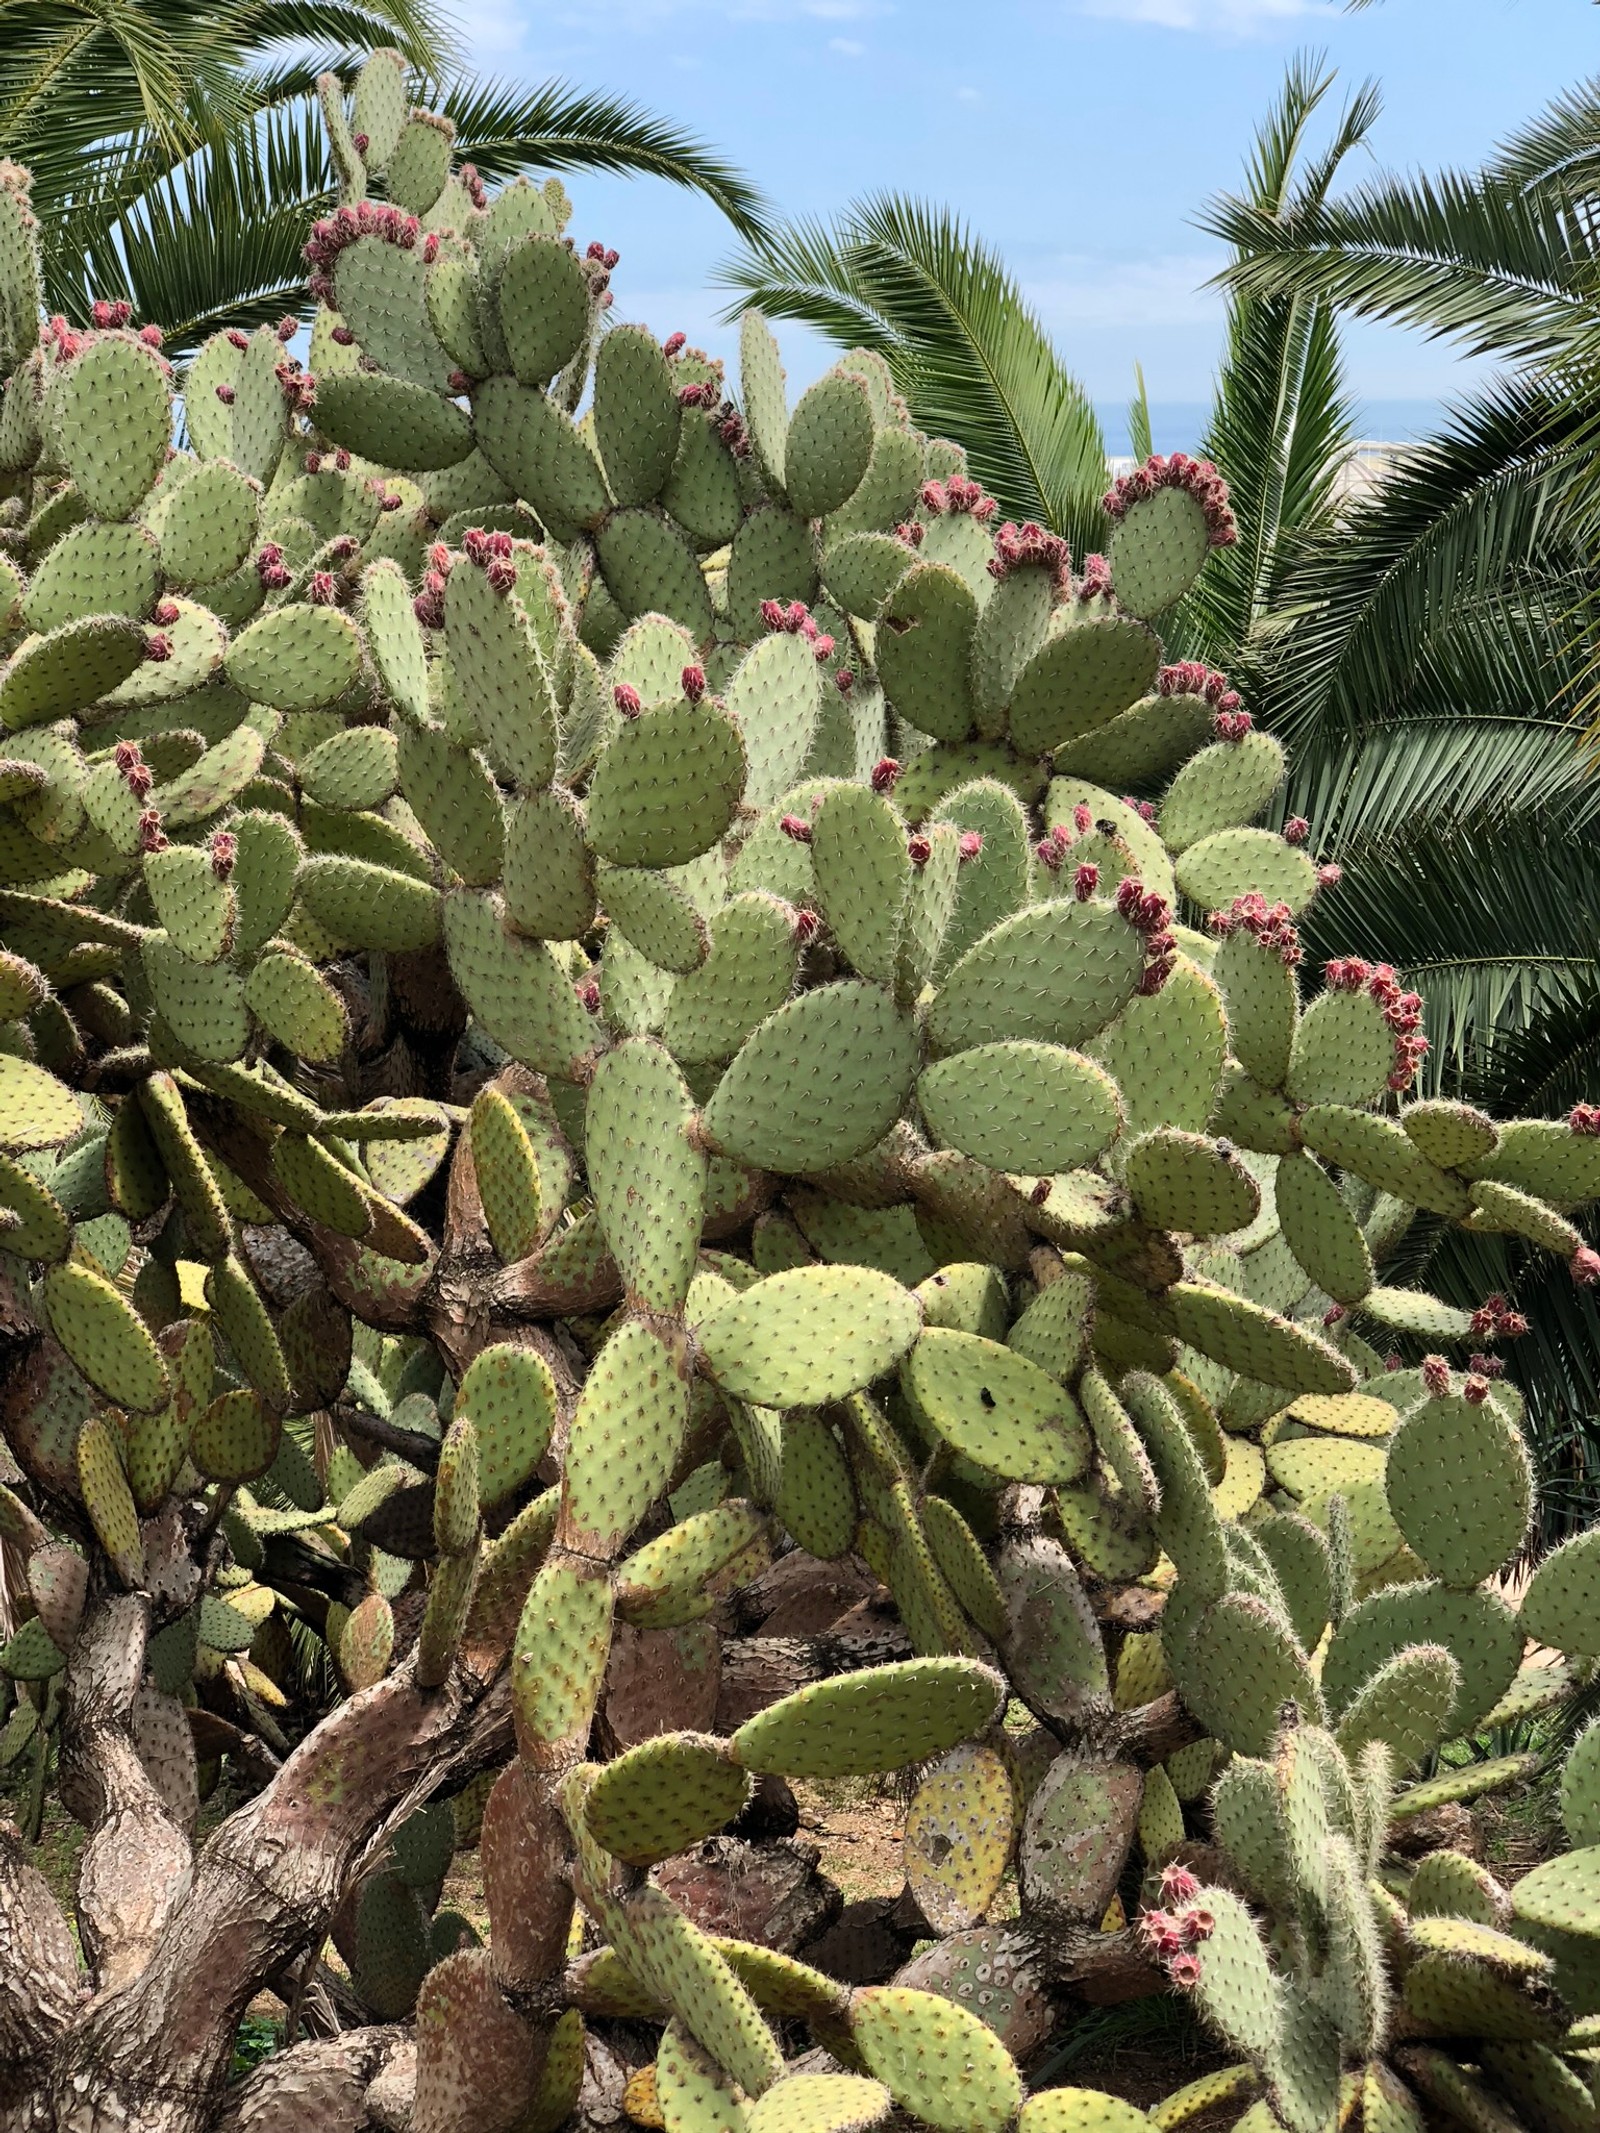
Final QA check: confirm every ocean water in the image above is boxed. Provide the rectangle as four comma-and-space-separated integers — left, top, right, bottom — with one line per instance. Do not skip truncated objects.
1096, 399, 1449, 459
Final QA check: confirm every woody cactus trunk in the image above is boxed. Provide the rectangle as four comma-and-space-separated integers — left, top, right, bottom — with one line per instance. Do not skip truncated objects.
4, 51, 1600, 2133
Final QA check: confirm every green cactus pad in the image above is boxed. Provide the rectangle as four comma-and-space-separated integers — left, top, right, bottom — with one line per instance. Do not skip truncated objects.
596, 511, 715, 638
584, 1732, 749, 1866
1007, 608, 1161, 757
663, 410, 744, 550
1184, 1591, 1323, 1755
511, 1553, 613, 1763
1324, 1580, 1521, 1735
1273, 1151, 1373, 1305
587, 1039, 707, 1312
918, 1042, 1121, 1177
243, 950, 347, 1064
451, 1342, 557, 1511
1386, 1392, 1531, 1586
56, 334, 170, 518
143, 843, 236, 964
847, 1986, 1022, 2133
615, 1499, 770, 1627
1106, 485, 1211, 620
994, 1536, 1109, 1719
74, 1412, 145, 1585
928, 898, 1145, 1056
44, 1257, 168, 1412
0, 1053, 85, 1149
0, 615, 149, 730
593, 326, 683, 507
1006, 1267, 1094, 1389
902, 1741, 1016, 1931
0, 1148, 69, 1260
498, 236, 590, 384
822, 531, 915, 619
920, 1494, 1007, 1636
660, 894, 800, 1064
1211, 925, 1298, 1094
1158, 731, 1285, 853
443, 558, 558, 790
300, 725, 400, 813
746, 2077, 893, 2133
730, 1656, 1002, 1778
223, 601, 361, 713
205, 1253, 293, 1409
701, 981, 917, 1173
1518, 1527, 1600, 1655
1174, 828, 1317, 915
904, 1327, 1090, 1482
1300, 1104, 1471, 1220
442, 890, 596, 1078
1335, 1641, 1461, 1770
587, 699, 744, 868
191, 1387, 279, 1482
333, 233, 452, 391
560, 1318, 690, 1556
1285, 987, 1397, 1108
1122, 1129, 1258, 1236
24, 520, 159, 632
1121, 1372, 1228, 1599
784, 373, 874, 520
622, 1891, 784, 2098
1169, 1281, 1354, 1396
875, 563, 979, 744
698, 1264, 921, 1406
314, 372, 474, 472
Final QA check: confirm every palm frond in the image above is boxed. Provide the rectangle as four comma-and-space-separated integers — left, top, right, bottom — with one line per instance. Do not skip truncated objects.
718, 195, 1108, 550
432, 75, 769, 242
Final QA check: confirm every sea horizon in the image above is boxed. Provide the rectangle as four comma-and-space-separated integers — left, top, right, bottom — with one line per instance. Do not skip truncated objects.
1097, 398, 1451, 459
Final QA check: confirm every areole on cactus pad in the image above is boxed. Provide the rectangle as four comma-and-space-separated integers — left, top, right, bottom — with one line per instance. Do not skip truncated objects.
0, 55, 1595, 2133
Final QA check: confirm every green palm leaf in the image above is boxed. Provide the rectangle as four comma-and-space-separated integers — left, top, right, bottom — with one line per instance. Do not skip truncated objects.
718, 194, 1108, 551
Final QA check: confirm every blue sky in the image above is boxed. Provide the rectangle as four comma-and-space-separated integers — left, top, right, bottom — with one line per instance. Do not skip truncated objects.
445, 0, 1593, 440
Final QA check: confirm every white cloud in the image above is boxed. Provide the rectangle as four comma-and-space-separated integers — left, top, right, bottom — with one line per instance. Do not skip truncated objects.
1076, 0, 1333, 32
828, 35, 866, 53
1025, 252, 1226, 332
956, 84, 981, 102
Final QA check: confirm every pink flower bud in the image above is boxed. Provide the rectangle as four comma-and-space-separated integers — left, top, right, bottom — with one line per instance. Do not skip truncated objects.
870, 758, 901, 794
352, 132, 370, 154
334, 450, 351, 472
304, 451, 322, 474
835, 668, 854, 695
138, 809, 167, 853
1573, 1246, 1600, 1289
114, 741, 142, 772
138, 324, 163, 346
780, 814, 813, 844
760, 598, 786, 630
1035, 838, 1063, 872
1030, 1179, 1052, 1205
306, 572, 337, 606
1284, 816, 1309, 845
1570, 1103, 1600, 1136
486, 559, 516, 593
1317, 863, 1343, 888
1167, 1953, 1203, 1989
578, 979, 601, 1013
681, 665, 706, 703
1463, 1376, 1491, 1405
1160, 1865, 1199, 1905
215, 383, 236, 404
331, 326, 355, 346
1073, 863, 1099, 901
1179, 1907, 1215, 1946
1323, 1304, 1345, 1328
225, 328, 250, 351
906, 834, 932, 867
124, 763, 153, 799
958, 831, 983, 862
795, 908, 820, 943
663, 332, 687, 357
153, 600, 180, 626
1422, 1356, 1452, 1397
613, 684, 642, 717
144, 632, 171, 661
209, 830, 237, 880
812, 634, 836, 663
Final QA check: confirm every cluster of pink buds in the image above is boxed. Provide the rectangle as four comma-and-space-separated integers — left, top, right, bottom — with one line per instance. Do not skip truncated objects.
138, 809, 168, 855
988, 520, 1070, 585
463, 525, 516, 592
1034, 806, 1093, 874
1116, 876, 1176, 994
115, 742, 153, 800
894, 520, 926, 550
1469, 1353, 1506, 1380
1207, 891, 1302, 970
209, 830, 237, 881
1570, 1103, 1600, 1136
613, 684, 643, 718
256, 543, 290, 591
1103, 452, 1237, 547
714, 405, 749, 457
1422, 1355, 1452, 1397
870, 759, 900, 795
303, 200, 422, 301
461, 164, 488, 211
42, 315, 83, 364
1572, 1246, 1600, 1289
1213, 707, 1253, 742
1470, 1293, 1529, 1343
90, 299, 132, 330
305, 572, 338, 606
586, 242, 621, 270
275, 359, 315, 413
1284, 816, 1310, 845
1137, 1867, 1214, 1989
794, 908, 820, 944
1155, 662, 1239, 710
663, 332, 687, 358
681, 665, 706, 703
1074, 553, 1113, 601
677, 380, 718, 409
759, 600, 831, 663
779, 813, 813, 845
922, 475, 996, 521
1121, 795, 1157, 823
370, 484, 404, 513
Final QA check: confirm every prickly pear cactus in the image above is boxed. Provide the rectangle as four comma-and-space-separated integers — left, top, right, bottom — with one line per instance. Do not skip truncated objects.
0, 52, 1597, 2133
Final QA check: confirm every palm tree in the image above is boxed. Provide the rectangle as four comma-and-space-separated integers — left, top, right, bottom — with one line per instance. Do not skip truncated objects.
1, 0, 769, 350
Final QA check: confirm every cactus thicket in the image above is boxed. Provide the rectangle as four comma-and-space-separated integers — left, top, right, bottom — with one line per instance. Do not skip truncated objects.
0, 52, 1599, 2133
